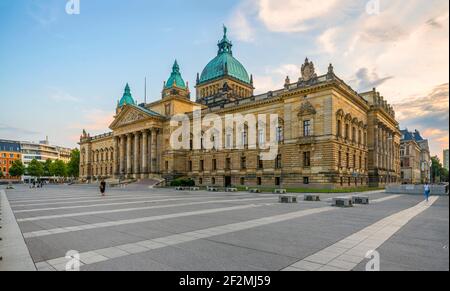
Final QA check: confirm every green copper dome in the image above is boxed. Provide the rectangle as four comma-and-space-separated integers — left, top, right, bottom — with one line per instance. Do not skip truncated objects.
118, 83, 137, 107
199, 26, 251, 85
165, 60, 187, 89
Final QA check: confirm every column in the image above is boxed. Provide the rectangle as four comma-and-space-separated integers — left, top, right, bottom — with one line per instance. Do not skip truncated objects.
126, 133, 132, 175
134, 132, 140, 176
150, 128, 157, 173
119, 135, 125, 175
141, 130, 149, 175
113, 136, 119, 177
374, 124, 379, 168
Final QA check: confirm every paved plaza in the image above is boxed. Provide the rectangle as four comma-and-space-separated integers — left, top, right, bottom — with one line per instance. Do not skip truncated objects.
0, 185, 448, 271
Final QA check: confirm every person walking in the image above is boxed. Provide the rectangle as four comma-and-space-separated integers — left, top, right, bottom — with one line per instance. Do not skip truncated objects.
100, 179, 106, 197
424, 182, 431, 202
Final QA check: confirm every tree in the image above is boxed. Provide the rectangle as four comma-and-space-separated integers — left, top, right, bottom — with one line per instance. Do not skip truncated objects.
43, 159, 53, 177
50, 159, 67, 177
67, 149, 80, 177
431, 156, 449, 183
9, 160, 26, 178
0, 170, 4, 178
27, 159, 44, 178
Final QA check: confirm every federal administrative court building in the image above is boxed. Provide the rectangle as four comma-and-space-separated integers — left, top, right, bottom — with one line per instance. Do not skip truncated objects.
79, 28, 401, 189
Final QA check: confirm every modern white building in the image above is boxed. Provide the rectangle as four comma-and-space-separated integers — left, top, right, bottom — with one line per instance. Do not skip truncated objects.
21, 138, 73, 166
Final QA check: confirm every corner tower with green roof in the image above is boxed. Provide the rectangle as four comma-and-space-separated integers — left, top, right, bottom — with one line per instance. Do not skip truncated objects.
162, 60, 190, 100
196, 26, 254, 107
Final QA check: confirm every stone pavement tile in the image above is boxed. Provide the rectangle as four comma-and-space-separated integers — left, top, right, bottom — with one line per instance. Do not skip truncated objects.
116, 243, 149, 254
93, 247, 130, 259
318, 265, 346, 271
327, 259, 357, 271
135, 240, 167, 249
336, 254, 365, 264
81, 253, 178, 271
132, 246, 265, 271
291, 260, 323, 271
80, 255, 108, 265
171, 239, 295, 271
282, 266, 306, 271
47, 256, 69, 266
303, 251, 340, 265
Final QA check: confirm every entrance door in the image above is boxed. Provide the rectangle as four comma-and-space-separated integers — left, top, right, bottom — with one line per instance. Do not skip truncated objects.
225, 176, 232, 187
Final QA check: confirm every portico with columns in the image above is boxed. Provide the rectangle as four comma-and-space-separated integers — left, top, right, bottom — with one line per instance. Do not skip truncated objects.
111, 111, 164, 179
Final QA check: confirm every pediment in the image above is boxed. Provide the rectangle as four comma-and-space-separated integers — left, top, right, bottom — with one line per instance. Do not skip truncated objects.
298, 101, 317, 117
110, 105, 160, 130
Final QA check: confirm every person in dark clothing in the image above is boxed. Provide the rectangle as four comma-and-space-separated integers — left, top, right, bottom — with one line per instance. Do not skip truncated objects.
100, 179, 106, 196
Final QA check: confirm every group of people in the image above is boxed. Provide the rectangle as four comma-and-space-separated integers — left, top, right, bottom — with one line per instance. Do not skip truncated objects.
30, 180, 45, 188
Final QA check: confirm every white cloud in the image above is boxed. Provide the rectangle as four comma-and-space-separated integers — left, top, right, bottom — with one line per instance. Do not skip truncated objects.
257, 0, 343, 32
229, 9, 256, 42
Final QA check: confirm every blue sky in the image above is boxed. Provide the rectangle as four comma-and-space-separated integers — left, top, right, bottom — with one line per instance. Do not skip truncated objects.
0, 0, 448, 159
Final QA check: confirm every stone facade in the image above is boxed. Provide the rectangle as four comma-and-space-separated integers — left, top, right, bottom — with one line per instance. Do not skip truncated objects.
79, 29, 401, 189
400, 129, 431, 184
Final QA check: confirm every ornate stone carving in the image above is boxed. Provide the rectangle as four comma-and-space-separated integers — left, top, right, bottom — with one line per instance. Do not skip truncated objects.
298, 101, 317, 116
116, 110, 146, 127
301, 58, 317, 82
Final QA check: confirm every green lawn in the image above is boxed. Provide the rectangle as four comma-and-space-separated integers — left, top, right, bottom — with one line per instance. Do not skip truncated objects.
235, 186, 385, 194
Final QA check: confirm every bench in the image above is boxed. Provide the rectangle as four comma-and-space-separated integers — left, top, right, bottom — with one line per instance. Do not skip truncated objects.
351, 196, 369, 205
249, 189, 261, 193
279, 195, 298, 203
207, 187, 219, 192
225, 188, 238, 192
274, 189, 287, 194
304, 194, 321, 202
332, 197, 353, 207
175, 187, 186, 191
189, 187, 200, 191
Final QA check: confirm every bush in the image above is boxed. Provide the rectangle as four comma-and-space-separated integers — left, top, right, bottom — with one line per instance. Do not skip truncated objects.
170, 178, 195, 187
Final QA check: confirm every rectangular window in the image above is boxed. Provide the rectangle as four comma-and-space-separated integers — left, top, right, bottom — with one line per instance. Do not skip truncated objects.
353, 154, 356, 169
257, 177, 262, 185
275, 154, 282, 169
303, 152, 311, 167
303, 177, 309, 185
337, 120, 342, 137
258, 129, 265, 146
240, 156, 246, 169
165, 104, 171, 115
303, 120, 311, 137
275, 177, 281, 186
346, 153, 350, 169
225, 158, 231, 170
240, 177, 245, 185
338, 151, 342, 167
257, 155, 263, 169
226, 134, 232, 149
200, 160, 204, 171
212, 159, 217, 171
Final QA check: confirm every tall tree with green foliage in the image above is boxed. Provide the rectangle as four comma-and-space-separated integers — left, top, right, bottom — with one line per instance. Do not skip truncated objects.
50, 159, 67, 177
431, 156, 449, 183
9, 160, 26, 178
43, 159, 53, 177
27, 159, 44, 178
67, 149, 80, 177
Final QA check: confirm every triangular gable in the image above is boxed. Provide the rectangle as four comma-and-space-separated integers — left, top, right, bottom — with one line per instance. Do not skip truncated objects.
109, 104, 164, 130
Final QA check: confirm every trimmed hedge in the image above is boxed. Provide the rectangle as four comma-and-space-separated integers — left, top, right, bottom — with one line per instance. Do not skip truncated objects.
170, 178, 195, 187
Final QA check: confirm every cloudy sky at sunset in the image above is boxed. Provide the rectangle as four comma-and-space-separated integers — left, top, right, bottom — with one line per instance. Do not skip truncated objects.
0, 0, 448, 159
